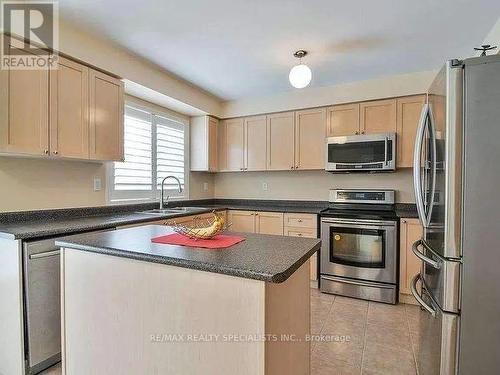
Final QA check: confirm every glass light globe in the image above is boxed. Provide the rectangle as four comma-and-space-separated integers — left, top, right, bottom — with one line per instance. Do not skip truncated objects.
289, 64, 312, 88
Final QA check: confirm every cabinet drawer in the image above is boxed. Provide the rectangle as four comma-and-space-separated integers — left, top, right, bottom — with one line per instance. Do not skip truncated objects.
283, 213, 317, 229
284, 227, 317, 238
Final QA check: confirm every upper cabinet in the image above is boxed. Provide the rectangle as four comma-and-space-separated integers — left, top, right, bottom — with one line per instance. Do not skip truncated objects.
396, 95, 426, 168
219, 118, 244, 172
266, 112, 295, 171
0, 46, 49, 156
0, 53, 124, 162
327, 103, 359, 137
295, 108, 326, 170
89, 69, 124, 161
360, 98, 397, 135
50, 57, 89, 159
190, 115, 219, 172
245, 116, 267, 171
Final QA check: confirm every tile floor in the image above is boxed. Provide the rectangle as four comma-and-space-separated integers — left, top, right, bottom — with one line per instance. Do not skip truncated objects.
40, 285, 423, 375
310, 283, 422, 375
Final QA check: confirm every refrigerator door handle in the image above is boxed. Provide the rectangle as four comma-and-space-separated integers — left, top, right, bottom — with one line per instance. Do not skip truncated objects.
410, 273, 436, 317
413, 103, 429, 226
412, 239, 442, 269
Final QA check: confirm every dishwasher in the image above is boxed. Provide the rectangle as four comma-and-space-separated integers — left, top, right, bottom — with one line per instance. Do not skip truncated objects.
23, 238, 62, 374
22, 228, 114, 374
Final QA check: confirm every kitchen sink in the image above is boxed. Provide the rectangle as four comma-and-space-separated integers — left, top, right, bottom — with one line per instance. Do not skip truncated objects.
140, 207, 208, 215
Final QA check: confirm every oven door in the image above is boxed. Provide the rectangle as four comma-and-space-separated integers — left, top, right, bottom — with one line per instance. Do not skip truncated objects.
320, 218, 397, 284
326, 133, 395, 172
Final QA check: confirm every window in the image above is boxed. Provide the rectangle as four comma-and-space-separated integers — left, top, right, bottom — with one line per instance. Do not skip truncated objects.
109, 103, 188, 202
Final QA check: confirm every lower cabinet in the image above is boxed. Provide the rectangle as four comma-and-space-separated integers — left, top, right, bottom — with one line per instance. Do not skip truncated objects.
227, 210, 318, 280
399, 218, 423, 304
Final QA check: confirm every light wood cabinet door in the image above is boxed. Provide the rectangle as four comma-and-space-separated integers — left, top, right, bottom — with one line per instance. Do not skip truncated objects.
0, 48, 49, 156
360, 99, 397, 135
217, 119, 227, 171
255, 212, 283, 235
397, 95, 426, 168
244, 116, 267, 171
400, 218, 423, 300
283, 213, 317, 229
227, 210, 256, 233
326, 103, 360, 136
284, 227, 317, 238
266, 112, 295, 171
295, 108, 326, 170
49, 57, 89, 159
224, 118, 245, 171
208, 117, 218, 172
89, 69, 124, 161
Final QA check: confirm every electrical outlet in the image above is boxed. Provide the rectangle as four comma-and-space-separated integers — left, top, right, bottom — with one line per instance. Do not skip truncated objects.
262, 182, 268, 191
93, 177, 102, 191
203, 182, 209, 192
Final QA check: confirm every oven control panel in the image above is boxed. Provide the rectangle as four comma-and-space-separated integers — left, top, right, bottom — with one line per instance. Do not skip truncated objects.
329, 189, 395, 204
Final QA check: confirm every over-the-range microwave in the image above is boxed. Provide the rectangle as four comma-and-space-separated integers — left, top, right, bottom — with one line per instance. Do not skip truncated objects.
325, 133, 396, 172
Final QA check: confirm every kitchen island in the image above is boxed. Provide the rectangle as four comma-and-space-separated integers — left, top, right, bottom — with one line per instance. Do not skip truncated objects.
56, 225, 320, 375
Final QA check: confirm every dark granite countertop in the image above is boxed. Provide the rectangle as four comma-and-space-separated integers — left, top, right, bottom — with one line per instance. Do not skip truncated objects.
55, 225, 321, 283
0, 199, 327, 240
394, 203, 418, 218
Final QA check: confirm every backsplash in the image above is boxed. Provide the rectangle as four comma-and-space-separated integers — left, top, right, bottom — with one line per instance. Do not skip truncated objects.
214, 169, 415, 203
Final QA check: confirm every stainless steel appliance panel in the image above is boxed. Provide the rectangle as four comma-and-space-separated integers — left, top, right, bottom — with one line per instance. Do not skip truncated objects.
23, 239, 62, 374
326, 133, 396, 172
321, 275, 396, 304
459, 55, 500, 375
320, 218, 397, 284
411, 274, 459, 375
412, 238, 461, 314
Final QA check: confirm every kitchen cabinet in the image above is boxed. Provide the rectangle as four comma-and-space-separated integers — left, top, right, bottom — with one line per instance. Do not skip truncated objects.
294, 108, 326, 170
397, 95, 426, 168
89, 69, 124, 161
245, 116, 267, 171
360, 98, 397, 135
190, 116, 218, 172
266, 112, 295, 171
228, 210, 256, 233
220, 118, 245, 172
326, 103, 360, 137
0, 45, 49, 156
50, 57, 89, 159
255, 212, 284, 235
399, 218, 423, 304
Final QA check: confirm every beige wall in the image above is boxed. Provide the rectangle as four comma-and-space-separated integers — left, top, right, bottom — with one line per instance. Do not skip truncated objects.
221, 70, 435, 118
189, 172, 215, 200
214, 169, 415, 203
0, 157, 107, 211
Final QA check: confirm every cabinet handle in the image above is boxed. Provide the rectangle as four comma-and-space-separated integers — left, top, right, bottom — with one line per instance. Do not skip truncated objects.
298, 219, 303, 223
43, 149, 49, 155
298, 233, 303, 237
355, 131, 359, 135
53, 150, 58, 155
362, 131, 365, 134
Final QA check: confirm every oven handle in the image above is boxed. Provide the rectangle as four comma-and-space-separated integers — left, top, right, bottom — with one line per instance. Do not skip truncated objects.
412, 239, 441, 269
384, 136, 388, 166
410, 273, 436, 317
321, 218, 396, 227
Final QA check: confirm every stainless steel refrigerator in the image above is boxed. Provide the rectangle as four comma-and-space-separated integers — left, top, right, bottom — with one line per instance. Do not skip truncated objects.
411, 53, 500, 375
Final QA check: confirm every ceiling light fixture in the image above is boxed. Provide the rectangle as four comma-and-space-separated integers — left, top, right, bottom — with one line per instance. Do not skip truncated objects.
289, 50, 312, 89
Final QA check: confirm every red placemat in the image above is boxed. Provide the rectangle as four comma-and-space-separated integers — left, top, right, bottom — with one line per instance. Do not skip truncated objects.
151, 233, 245, 249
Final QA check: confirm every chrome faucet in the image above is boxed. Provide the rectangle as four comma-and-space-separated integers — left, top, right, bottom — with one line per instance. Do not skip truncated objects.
160, 176, 183, 210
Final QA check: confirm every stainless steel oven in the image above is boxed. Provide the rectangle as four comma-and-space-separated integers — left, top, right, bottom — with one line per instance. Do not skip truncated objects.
320, 189, 398, 304
326, 133, 396, 172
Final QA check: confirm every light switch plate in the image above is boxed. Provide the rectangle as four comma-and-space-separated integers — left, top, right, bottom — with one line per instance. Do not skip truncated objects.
262, 182, 268, 191
203, 182, 209, 192
93, 177, 102, 191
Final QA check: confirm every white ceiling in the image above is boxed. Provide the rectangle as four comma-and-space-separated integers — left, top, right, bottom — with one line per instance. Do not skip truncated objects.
59, 0, 500, 101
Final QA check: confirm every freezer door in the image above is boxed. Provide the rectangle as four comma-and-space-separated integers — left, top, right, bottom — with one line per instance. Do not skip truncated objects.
410, 274, 459, 375
412, 237, 461, 314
